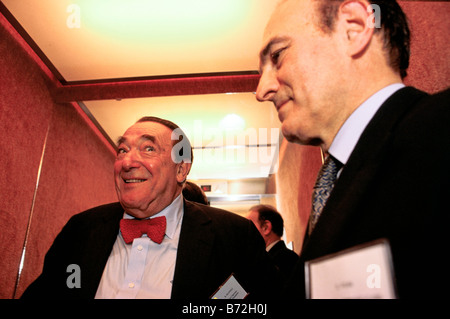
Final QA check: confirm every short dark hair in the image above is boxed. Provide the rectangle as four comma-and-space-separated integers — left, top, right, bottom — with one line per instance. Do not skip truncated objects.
182, 181, 209, 205
315, 0, 410, 78
136, 116, 193, 163
250, 204, 284, 237
137, 116, 180, 131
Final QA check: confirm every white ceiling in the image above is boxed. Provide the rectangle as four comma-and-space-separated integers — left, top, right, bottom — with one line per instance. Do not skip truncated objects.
1, 0, 282, 182
2, 0, 277, 81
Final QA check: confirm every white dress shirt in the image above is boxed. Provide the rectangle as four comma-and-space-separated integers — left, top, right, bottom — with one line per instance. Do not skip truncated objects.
266, 239, 281, 252
95, 194, 184, 299
329, 83, 405, 167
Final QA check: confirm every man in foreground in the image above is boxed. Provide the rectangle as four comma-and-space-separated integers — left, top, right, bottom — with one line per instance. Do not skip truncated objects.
256, 0, 449, 298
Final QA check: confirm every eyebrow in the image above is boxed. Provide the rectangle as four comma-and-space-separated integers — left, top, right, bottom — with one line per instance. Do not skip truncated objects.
258, 36, 291, 73
116, 134, 156, 146
116, 136, 126, 146
259, 36, 290, 60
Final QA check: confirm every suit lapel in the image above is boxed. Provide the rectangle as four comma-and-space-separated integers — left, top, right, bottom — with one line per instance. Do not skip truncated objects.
301, 87, 427, 260
81, 203, 123, 298
171, 200, 215, 298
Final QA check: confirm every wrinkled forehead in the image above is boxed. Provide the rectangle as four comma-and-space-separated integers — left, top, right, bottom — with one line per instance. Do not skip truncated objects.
260, 0, 317, 55
120, 121, 173, 146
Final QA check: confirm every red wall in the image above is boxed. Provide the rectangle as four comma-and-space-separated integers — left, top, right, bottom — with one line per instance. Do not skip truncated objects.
401, 1, 450, 93
0, 14, 117, 299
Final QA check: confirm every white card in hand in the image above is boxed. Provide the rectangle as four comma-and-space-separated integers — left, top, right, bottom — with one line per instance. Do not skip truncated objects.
210, 274, 249, 299
305, 239, 397, 299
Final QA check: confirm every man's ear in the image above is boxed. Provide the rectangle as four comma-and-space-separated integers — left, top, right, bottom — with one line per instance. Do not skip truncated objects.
262, 220, 273, 236
176, 161, 192, 183
337, 0, 375, 58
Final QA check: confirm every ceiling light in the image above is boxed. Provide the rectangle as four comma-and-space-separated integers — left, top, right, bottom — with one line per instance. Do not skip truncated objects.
78, 0, 249, 44
219, 113, 245, 131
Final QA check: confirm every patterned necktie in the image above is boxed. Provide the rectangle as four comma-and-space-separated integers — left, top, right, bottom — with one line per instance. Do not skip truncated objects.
120, 216, 166, 244
309, 155, 342, 235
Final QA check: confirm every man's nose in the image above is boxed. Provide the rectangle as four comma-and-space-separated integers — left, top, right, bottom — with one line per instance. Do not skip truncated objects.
256, 69, 278, 102
121, 150, 140, 170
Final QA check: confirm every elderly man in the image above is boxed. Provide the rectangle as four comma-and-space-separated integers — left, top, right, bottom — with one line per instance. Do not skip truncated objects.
257, 0, 449, 298
22, 116, 279, 299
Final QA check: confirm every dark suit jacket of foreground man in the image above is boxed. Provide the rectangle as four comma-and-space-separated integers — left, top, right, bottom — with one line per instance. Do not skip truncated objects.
286, 87, 450, 299
21, 200, 280, 299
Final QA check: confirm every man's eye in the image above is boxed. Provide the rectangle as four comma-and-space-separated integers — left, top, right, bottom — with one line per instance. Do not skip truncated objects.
271, 48, 285, 64
144, 146, 155, 152
117, 148, 127, 155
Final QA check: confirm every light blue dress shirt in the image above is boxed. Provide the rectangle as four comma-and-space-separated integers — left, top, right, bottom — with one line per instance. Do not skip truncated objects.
329, 83, 405, 168
95, 194, 184, 299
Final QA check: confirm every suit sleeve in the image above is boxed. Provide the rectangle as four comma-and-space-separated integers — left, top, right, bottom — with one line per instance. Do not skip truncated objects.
20, 214, 84, 299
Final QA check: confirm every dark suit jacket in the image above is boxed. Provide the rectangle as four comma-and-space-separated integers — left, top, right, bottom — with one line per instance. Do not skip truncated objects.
286, 87, 450, 299
268, 240, 298, 282
21, 200, 280, 299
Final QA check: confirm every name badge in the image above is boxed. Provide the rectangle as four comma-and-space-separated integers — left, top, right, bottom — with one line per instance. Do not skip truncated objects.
210, 273, 249, 299
305, 239, 397, 299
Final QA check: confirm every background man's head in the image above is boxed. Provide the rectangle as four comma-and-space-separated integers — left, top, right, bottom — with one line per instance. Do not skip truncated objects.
247, 204, 284, 247
182, 181, 209, 205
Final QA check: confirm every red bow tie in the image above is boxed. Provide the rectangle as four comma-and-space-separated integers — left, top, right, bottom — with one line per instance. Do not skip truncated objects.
120, 216, 167, 244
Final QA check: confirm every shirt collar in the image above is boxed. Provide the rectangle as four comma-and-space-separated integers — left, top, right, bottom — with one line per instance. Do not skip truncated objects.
123, 194, 184, 240
266, 239, 281, 252
329, 83, 405, 165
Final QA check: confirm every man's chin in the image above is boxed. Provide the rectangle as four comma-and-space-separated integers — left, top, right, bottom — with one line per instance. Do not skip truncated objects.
283, 129, 322, 148
119, 201, 149, 219
281, 125, 304, 145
